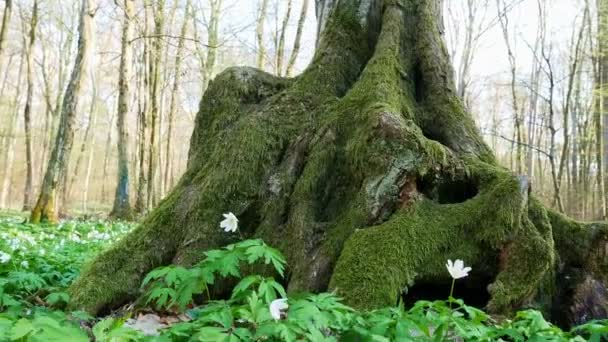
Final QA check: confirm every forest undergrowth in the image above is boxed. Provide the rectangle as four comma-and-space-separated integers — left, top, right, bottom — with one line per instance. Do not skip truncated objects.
0, 211, 607, 341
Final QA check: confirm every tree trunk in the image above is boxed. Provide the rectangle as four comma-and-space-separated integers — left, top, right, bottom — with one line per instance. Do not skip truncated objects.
82, 92, 97, 213
256, 0, 269, 70
600, 0, 608, 219
146, 0, 165, 210
21, 0, 38, 211
276, 0, 292, 76
0, 51, 25, 209
497, 0, 523, 175
204, 0, 221, 91
163, 0, 190, 200
0, 0, 12, 87
66, 73, 98, 208
134, 7, 150, 214
100, 114, 115, 204
285, 0, 309, 77
30, 0, 95, 223
69, 0, 608, 327
110, 0, 135, 220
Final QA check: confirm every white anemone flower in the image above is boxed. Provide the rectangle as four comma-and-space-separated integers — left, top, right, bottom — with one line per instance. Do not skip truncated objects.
0, 251, 11, 264
269, 298, 288, 321
20, 260, 29, 269
446, 259, 471, 280
220, 212, 239, 233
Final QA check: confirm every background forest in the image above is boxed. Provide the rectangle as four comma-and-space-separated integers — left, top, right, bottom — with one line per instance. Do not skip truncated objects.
0, 0, 604, 221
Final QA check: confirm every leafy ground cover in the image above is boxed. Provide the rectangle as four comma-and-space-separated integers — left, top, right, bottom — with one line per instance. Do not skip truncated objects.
0, 211, 607, 341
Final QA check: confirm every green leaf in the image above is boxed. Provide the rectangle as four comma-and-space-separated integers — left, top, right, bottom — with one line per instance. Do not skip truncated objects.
11, 318, 34, 340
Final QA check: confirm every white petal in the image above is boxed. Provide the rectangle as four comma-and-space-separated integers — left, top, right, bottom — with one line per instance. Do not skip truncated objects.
269, 298, 288, 321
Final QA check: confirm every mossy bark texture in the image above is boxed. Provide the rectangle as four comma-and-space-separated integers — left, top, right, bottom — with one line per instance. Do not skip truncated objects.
70, 0, 608, 325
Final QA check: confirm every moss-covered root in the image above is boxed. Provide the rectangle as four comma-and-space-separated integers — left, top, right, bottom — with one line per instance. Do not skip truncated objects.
30, 191, 58, 224
486, 225, 554, 315
68, 194, 185, 314
329, 165, 556, 314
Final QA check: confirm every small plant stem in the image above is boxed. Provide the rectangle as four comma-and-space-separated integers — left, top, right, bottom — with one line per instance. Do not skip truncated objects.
204, 283, 211, 301
449, 278, 455, 310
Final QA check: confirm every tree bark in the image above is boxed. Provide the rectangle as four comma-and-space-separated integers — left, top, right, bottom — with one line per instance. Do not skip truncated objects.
163, 0, 190, 200
30, 0, 95, 223
600, 0, 608, 219
256, 0, 269, 70
66, 73, 98, 208
285, 0, 309, 76
497, 0, 523, 175
0, 51, 25, 209
134, 7, 150, 214
21, 0, 38, 211
276, 0, 292, 76
0, 0, 12, 89
100, 114, 115, 204
146, 0, 165, 210
70, 0, 608, 327
110, 0, 135, 220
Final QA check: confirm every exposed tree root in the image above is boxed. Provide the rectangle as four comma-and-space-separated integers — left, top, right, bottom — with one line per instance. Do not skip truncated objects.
69, 0, 608, 326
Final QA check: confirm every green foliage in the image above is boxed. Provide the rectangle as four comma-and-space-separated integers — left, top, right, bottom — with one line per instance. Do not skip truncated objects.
0, 212, 607, 341
142, 239, 286, 311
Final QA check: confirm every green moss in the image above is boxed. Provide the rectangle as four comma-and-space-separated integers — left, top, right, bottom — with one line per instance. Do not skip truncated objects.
70, 0, 608, 322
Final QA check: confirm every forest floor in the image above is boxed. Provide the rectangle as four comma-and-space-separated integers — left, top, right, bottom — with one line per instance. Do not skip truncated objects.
0, 210, 606, 341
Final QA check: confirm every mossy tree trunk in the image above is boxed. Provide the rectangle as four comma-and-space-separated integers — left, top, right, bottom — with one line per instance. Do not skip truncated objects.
70, 0, 608, 326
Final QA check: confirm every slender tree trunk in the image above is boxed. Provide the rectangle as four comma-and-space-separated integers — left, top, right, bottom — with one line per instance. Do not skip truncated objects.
545, 55, 565, 212
597, 0, 608, 219
110, 0, 135, 220
100, 114, 115, 203
497, 0, 523, 174
146, 0, 165, 210
163, 0, 190, 198
276, 0, 292, 76
256, 0, 269, 70
81, 95, 98, 213
0, 0, 12, 92
285, 0, 309, 77
66, 72, 98, 207
135, 7, 150, 214
204, 0, 221, 90
0, 52, 25, 209
557, 7, 586, 193
31, 0, 96, 223
21, 0, 38, 211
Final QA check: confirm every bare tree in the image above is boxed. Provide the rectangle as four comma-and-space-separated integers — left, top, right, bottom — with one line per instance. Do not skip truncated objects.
163, 0, 191, 197
111, 0, 135, 220
31, 0, 96, 223
256, 0, 269, 69
0, 0, 12, 85
20, 0, 38, 211
285, 0, 309, 76
497, 0, 523, 174
0, 52, 25, 208
276, 0, 292, 76
146, 0, 166, 209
